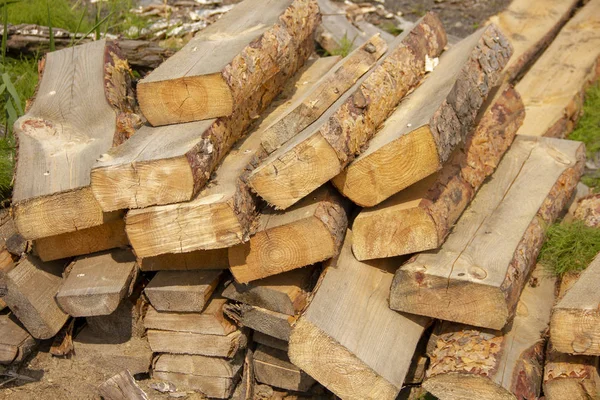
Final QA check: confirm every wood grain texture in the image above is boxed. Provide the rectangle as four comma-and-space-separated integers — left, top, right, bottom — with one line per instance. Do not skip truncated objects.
137, 0, 319, 125
146, 329, 248, 358
423, 265, 555, 400
253, 331, 288, 352
352, 84, 525, 260
125, 56, 338, 258
224, 303, 294, 341
288, 231, 430, 400
144, 270, 222, 312
332, 25, 512, 207
13, 40, 140, 240
516, 0, 600, 138
247, 13, 447, 210
98, 370, 149, 400
390, 136, 585, 330
228, 185, 347, 283
254, 345, 315, 392
138, 248, 229, 271
0, 314, 36, 365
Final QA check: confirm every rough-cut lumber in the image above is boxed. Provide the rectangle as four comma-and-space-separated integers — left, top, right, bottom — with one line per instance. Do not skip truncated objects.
143, 298, 237, 336
0, 314, 36, 364
260, 36, 387, 154
423, 265, 554, 400
222, 267, 314, 315
34, 212, 128, 261
390, 136, 585, 330
137, 0, 319, 125
254, 345, 315, 392
154, 354, 243, 399
289, 231, 430, 400
253, 331, 288, 352
125, 57, 340, 258
12, 40, 140, 240
488, 0, 579, 81
352, 85, 524, 259
3, 255, 68, 339
55, 249, 136, 317
138, 248, 229, 272
98, 370, 149, 400
86, 299, 146, 342
146, 329, 248, 358
332, 25, 512, 207
551, 253, 600, 355
144, 270, 222, 312
224, 303, 294, 341
574, 194, 600, 228
516, 0, 600, 138
229, 186, 346, 283
248, 13, 447, 210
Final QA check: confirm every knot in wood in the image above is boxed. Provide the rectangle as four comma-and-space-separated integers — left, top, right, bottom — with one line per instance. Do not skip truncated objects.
364, 43, 377, 54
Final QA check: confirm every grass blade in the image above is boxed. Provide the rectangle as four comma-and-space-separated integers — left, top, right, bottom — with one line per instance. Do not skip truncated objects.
2, 73, 22, 114
75, 11, 114, 45
5, 97, 17, 126
47, 0, 55, 51
70, 3, 88, 47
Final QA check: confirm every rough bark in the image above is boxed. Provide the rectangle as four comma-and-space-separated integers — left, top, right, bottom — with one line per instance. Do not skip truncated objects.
573, 194, 600, 228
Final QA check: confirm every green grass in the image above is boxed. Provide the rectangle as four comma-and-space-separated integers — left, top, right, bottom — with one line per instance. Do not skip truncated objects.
329, 34, 355, 57
380, 21, 403, 36
539, 221, 600, 277
7, 0, 92, 32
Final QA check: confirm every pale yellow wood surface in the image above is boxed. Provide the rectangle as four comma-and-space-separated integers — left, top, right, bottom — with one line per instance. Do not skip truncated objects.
147, 329, 247, 358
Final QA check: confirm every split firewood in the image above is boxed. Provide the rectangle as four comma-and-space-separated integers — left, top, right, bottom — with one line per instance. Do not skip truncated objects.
125, 57, 341, 258
98, 370, 149, 400
332, 25, 512, 207
3, 255, 68, 339
153, 353, 243, 399
260, 35, 387, 154
254, 345, 315, 392
55, 249, 137, 317
144, 270, 222, 312
253, 332, 288, 352
0, 314, 36, 365
248, 13, 447, 210
574, 194, 600, 228
289, 230, 430, 400
229, 186, 347, 283
222, 268, 314, 315
488, 0, 579, 81
12, 40, 141, 241
516, 0, 600, 138
352, 85, 524, 260
390, 136, 585, 330
137, 0, 319, 125
34, 212, 129, 262
224, 303, 294, 341
138, 248, 229, 272
146, 329, 248, 358
423, 265, 554, 400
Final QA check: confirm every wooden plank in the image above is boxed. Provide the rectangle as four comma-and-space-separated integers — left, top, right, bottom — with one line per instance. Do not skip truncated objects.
516, 0, 600, 138
4, 255, 68, 339
0, 314, 36, 365
144, 270, 222, 312
224, 303, 294, 341
352, 84, 525, 259
254, 344, 315, 392
332, 25, 512, 207
137, 0, 319, 125
423, 265, 554, 399
253, 331, 288, 352
146, 329, 248, 358
551, 253, 600, 355
12, 40, 140, 240
138, 248, 229, 271
390, 136, 585, 330
98, 370, 149, 400
229, 185, 346, 283
125, 57, 341, 258
143, 298, 237, 336
260, 35, 387, 154
289, 231, 430, 400
247, 13, 447, 210
34, 212, 128, 261
55, 249, 137, 317
488, 0, 579, 81
222, 267, 315, 315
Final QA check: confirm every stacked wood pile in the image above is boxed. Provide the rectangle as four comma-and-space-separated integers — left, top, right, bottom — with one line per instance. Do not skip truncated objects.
1, 0, 600, 398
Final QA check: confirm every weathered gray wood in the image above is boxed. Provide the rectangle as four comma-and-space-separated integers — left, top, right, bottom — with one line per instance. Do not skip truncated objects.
144, 270, 222, 312
98, 370, 149, 400
254, 344, 315, 392
138, 248, 229, 272
0, 314, 36, 364
253, 331, 288, 352
224, 303, 294, 341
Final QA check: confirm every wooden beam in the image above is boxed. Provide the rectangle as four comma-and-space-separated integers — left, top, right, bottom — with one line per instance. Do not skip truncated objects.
125, 57, 342, 258
229, 186, 346, 283
144, 270, 222, 312
332, 25, 512, 207
137, 0, 319, 125
12, 40, 140, 240
146, 329, 248, 358
288, 231, 430, 400
222, 267, 315, 315
247, 13, 447, 210
138, 248, 229, 271
516, 0, 600, 138
98, 370, 149, 400
224, 303, 294, 341
253, 331, 288, 352
423, 265, 554, 399
55, 249, 137, 317
254, 344, 315, 392
0, 314, 36, 365
352, 84, 525, 260
390, 136, 585, 330
154, 354, 243, 399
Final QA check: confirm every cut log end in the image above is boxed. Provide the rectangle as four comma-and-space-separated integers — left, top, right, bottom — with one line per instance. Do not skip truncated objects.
551, 309, 600, 355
